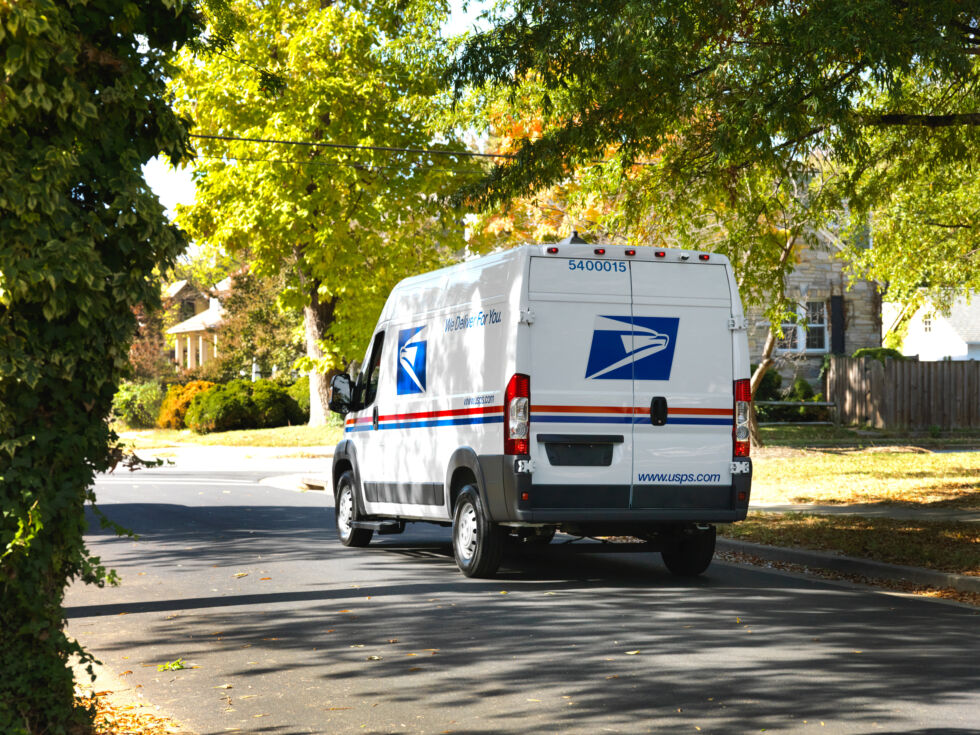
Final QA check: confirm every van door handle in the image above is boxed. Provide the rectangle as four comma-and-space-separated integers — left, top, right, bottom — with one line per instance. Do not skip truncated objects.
650, 396, 667, 426
372, 406, 379, 430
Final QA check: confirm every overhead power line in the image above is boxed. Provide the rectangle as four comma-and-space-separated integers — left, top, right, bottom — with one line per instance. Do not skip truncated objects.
197, 153, 485, 175
189, 133, 660, 167
189, 133, 515, 160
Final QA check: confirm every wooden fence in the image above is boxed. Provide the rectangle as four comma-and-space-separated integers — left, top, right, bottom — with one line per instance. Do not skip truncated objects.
825, 356, 980, 429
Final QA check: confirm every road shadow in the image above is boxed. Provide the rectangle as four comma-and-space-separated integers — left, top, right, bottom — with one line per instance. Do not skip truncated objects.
72, 496, 980, 734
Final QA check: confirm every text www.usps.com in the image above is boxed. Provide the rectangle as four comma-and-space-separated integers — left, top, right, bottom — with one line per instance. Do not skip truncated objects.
637, 472, 722, 484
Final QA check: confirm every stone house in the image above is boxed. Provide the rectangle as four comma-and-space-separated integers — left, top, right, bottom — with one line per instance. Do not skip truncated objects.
744, 239, 882, 387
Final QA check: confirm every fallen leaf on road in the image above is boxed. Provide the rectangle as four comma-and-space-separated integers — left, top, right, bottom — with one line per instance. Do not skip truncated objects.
606, 675, 618, 680
259, 577, 271, 581
338, 609, 352, 613
625, 650, 640, 655
526, 698, 541, 702
367, 656, 382, 661
409, 667, 422, 671
253, 713, 269, 718
233, 572, 248, 578
500, 590, 508, 594
239, 695, 257, 699
387, 639, 398, 643
350, 644, 364, 648
328, 707, 351, 711
214, 684, 233, 689
326, 629, 336, 633
120, 671, 133, 676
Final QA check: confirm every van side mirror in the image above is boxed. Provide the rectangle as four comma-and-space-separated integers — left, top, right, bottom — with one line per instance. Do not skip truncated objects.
328, 373, 354, 415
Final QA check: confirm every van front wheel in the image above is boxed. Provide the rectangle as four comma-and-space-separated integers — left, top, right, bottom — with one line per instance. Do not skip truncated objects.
452, 486, 504, 578
661, 525, 716, 577
336, 472, 373, 548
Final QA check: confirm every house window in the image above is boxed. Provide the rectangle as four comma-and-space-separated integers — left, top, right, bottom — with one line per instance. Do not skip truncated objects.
923, 313, 932, 333
777, 301, 829, 354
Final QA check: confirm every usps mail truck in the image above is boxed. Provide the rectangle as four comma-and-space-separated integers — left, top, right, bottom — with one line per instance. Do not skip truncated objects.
328, 236, 753, 578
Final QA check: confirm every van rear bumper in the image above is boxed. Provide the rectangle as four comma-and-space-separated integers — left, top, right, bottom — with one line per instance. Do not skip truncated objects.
478, 454, 752, 524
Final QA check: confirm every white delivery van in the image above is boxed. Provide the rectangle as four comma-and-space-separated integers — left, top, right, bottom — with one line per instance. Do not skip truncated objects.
328, 235, 753, 578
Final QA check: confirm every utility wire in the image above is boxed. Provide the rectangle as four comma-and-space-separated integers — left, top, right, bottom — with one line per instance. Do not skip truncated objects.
190, 133, 514, 160
189, 132, 660, 167
197, 153, 485, 175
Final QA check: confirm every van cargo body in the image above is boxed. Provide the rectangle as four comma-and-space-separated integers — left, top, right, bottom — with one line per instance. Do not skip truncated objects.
330, 243, 753, 577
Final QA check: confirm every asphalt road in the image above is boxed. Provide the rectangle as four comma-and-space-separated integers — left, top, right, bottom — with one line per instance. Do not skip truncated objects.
66, 466, 980, 735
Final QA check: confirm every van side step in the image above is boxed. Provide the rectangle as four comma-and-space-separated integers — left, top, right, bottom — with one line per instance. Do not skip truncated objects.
351, 520, 405, 534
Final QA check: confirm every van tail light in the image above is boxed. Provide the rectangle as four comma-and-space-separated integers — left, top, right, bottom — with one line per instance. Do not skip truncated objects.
505, 373, 530, 455
733, 379, 751, 457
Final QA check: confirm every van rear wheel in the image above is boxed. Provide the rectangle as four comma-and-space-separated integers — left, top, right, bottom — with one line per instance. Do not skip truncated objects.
661, 525, 716, 577
452, 486, 504, 578
336, 472, 373, 548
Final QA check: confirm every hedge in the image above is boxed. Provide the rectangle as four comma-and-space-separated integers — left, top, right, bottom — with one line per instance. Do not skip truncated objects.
157, 381, 215, 429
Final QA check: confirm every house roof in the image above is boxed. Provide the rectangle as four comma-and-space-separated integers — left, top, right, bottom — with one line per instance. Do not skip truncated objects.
166, 301, 225, 335
946, 295, 980, 344
163, 279, 192, 299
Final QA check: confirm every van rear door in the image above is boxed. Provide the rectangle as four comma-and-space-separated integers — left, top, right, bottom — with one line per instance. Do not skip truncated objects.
527, 257, 634, 508
629, 261, 734, 509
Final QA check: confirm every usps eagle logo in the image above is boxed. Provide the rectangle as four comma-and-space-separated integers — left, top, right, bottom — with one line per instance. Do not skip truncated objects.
397, 326, 427, 395
585, 315, 680, 380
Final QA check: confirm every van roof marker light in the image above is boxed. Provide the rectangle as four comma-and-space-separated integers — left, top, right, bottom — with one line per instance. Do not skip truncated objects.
655, 251, 666, 258
625, 249, 636, 256
594, 248, 606, 255
547, 247, 559, 254
699, 254, 710, 261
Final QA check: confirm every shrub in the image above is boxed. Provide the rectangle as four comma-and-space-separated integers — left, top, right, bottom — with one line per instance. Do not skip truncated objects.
157, 380, 215, 429
112, 381, 165, 428
750, 365, 783, 422
185, 383, 258, 433
252, 379, 304, 428
852, 347, 907, 364
287, 375, 311, 423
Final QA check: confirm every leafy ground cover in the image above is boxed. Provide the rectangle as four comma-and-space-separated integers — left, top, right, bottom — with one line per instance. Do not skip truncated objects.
719, 512, 980, 577
117, 423, 343, 449
752, 448, 980, 508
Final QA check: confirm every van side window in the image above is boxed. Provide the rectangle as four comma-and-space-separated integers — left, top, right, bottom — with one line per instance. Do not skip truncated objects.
362, 331, 385, 407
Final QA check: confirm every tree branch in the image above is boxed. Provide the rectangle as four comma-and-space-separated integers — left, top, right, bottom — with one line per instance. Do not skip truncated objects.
863, 112, 980, 127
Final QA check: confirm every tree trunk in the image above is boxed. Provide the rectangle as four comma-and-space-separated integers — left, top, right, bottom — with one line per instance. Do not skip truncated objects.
748, 326, 778, 447
303, 281, 335, 427
746, 233, 799, 448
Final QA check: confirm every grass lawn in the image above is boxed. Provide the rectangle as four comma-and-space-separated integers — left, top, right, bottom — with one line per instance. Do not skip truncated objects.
720, 512, 980, 577
760, 424, 980, 449
116, 423, 344, 449
752, 448, 980, 508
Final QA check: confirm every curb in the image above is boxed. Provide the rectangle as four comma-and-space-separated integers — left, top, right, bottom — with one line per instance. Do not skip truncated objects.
717, 538, 980, 594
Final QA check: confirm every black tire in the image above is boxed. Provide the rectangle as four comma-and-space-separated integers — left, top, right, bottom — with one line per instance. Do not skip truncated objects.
335, 471, 373, 548
452, 486, 504, 578
661, 526, 716, 577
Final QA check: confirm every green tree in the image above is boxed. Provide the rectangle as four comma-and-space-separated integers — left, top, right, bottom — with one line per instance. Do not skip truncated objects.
213, 270, 305, 380
173, 0, 478, 424
448, 1, 980, 301
0, 1, 195, 731
449, 0, 980, 444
